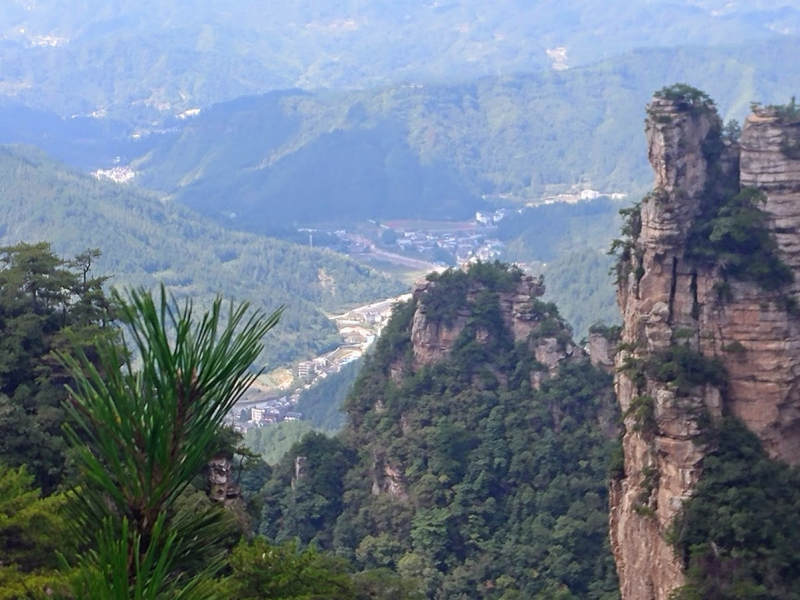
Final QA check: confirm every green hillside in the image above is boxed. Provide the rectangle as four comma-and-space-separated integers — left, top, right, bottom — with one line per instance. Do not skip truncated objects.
0, 145, 405, 367
133, 37, 800, 228
259, 263, 621, 598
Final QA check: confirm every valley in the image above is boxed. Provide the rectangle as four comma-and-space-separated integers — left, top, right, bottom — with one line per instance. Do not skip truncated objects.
2, 4, 800, 599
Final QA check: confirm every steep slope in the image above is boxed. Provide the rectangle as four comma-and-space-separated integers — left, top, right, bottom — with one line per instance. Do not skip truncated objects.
610, 87, 800, 599
0, 145, 404, 367
260, 263, 621, 598
1, 0, 795, 120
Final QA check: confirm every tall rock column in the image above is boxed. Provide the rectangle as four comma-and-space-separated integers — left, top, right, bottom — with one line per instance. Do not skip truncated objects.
735, 107, 800, 462
611, 92, 800, 600
610, 95, 731, 600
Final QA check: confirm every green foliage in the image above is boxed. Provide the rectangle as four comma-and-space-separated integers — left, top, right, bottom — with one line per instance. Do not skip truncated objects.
722, 119, 742, 143
618, 343, 725, 399
263, 263, 620, 598
588, 323, 622, 341
653, 84, 714, 112
423, 262, 523, 327
647, 345, 727, 397
225, 538, 425, 600
768, 96, 800, 123
225, 537, 354, 600
721, 341, 746, 354
422, 270, 469, 326
687, 186, 794, 294
625, 395, 656, 435
609, 202, 643, 286
60, 286, 281, 598
244, 421, 321, 465
670, 419, 800, 599
0, 147, 405, 368
0, 241, 114, 492
260, 432, 357, 549
0, 464, 72, 600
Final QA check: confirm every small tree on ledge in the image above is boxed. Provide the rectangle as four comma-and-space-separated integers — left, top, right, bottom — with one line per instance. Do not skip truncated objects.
653, 83, 714, 113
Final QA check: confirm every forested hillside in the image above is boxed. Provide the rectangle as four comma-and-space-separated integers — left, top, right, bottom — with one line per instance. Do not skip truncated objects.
1, 278, 422, 599
260, 263, 621, 598
1, 0, 795, 121
132, 36, 800, 228
0, 145, 405, 367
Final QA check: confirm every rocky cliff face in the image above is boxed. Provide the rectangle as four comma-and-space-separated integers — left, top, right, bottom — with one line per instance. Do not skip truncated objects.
612, 93, 800, 599
370, 269, 582, 500
410, 272, 578, 375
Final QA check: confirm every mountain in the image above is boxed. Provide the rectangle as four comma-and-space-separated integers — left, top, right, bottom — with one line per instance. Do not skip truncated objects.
128, 37, 800, 229
1, 1, 798, 122
610, 87, 800, 598
259, 262, 621, 598
0, 145, 405, 367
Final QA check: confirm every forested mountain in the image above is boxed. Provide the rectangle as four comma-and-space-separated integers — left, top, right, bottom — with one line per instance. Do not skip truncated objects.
1, 0, 795, 121
129, 36, 800, 228
0, 145, 405, 367
0, 280, 424, 599
260, 263, 621, 598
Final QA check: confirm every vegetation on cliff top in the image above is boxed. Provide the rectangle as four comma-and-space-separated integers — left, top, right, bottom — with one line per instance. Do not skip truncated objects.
260, 262, 621, 599
612, 86, 794, 301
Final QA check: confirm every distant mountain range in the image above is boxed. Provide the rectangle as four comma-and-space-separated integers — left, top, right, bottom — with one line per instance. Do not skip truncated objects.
4, 35, 800, 230
125, 36, 800, 229
0, 145, 405, 368
1, 0, 799, 121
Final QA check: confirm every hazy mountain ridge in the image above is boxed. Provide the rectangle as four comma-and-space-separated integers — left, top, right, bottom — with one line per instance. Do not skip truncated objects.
1, 0, 798, 121
0, 145, 405, 367
126, 36, 800, 230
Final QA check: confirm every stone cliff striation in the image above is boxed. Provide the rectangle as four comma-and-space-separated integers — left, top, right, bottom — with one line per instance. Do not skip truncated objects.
370, 267, 582, 499
611, 90, 800, 599
410, 271, 578, 379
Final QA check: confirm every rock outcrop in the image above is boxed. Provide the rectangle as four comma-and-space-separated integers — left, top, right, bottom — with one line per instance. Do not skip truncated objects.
611, 92, 800, 599
410, 272, 580, 376
410, 274, 547, 367
207, 455, 241, 507
367, 267, 583, 501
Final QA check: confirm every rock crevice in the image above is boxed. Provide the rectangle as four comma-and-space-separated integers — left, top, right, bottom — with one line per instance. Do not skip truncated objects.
612, 94, 800, 600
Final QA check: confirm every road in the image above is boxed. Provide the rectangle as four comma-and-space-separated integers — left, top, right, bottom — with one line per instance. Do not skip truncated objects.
346, 233, 443, 272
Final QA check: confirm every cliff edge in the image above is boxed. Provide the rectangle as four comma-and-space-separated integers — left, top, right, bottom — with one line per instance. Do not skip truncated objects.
611, 87, 800, 599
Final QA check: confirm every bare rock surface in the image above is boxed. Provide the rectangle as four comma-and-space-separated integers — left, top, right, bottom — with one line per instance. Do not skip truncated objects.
612, 95, 800, 599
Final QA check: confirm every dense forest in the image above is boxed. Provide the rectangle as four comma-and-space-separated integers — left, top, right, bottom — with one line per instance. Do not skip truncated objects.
259, 263, 621, 599
0, 146, 404, 367
0, 246, 422, 599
